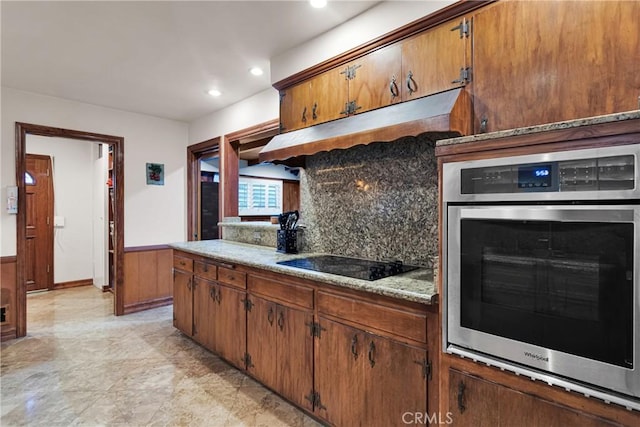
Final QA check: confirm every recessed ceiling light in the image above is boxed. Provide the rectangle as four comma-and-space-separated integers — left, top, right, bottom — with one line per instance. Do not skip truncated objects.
249, 67, 264, 76
207, 89, 221, 97
310, 0, 327, 8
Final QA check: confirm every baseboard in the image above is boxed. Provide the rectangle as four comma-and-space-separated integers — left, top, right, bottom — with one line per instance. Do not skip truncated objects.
53, 278, 93, 290
123, 296, 172, 315
1, 325, 17, 342
102, 285, 113, 293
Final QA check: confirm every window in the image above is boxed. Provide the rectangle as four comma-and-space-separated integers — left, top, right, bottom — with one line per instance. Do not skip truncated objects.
238, 177, 282, 216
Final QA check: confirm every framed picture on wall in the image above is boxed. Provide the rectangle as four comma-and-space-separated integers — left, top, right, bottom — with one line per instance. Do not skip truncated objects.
146, 163, 164, 185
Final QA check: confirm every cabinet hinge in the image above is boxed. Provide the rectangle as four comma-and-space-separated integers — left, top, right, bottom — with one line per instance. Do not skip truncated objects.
339, 100, 362, 116
242, 297, 254, 312
243, 352, 254, 369
451, 19, 470, 38
305, 321, 326, 339
304, 390, 327, 411
452, 67, 471, 85
279, 90, 286, 103
414, 358, 432, 381
339, 64, 361, 80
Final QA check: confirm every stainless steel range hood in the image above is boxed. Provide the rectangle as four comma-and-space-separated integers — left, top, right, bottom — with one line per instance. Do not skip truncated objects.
259, 88, 471, 165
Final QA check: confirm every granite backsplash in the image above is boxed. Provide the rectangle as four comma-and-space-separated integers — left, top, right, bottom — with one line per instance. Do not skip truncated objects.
299, 133, 442, 268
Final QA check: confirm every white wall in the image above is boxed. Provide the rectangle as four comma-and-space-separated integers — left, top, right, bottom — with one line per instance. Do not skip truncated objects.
189, 88, 279, 144
26, 135, 95, 284
1, 87, 189, 256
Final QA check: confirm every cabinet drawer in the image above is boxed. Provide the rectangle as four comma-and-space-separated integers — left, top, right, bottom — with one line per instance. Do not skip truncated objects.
173, 255, 193, 272
318, 291, 426, 344
248, 275, 314, 310
218, 266, 246, 289
194, 260, 217, 281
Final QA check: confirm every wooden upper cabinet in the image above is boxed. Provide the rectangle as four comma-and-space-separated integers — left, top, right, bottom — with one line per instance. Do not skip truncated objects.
472, 0, 640, 133
280, 68, 348, 133
347, 44, 403, 115
401, 17, 469, 102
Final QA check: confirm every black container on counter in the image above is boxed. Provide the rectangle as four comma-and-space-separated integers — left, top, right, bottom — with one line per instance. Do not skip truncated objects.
277, 229, 299, 254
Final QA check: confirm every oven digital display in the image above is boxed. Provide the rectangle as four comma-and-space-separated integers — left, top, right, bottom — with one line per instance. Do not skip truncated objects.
518, 163, 553, 189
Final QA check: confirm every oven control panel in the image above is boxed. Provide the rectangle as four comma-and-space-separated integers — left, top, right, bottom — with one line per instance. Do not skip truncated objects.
461, 154, 635, 194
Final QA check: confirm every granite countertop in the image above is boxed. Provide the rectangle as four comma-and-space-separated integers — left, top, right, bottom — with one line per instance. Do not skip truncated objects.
169, 240, 436, 305
437, 110, 640, 147
217, 221, 279, 229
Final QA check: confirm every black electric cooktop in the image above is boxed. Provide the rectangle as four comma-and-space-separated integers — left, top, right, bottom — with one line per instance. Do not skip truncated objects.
277, 255, 418, 281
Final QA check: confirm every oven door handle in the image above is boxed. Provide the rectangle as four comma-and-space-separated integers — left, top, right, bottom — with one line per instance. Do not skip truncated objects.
459, 207, 636, 223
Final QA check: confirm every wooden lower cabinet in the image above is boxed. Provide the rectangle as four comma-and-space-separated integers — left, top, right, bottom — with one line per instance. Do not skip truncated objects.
315, 316, 428, 426
173, 250, 434, 426
172, 268, 193, 336
212, 284, 246, 369
192, 277, 216, 349
246, 293, 314, 411
193, 277, 247, 369
448, 369, 621, 427
314, 318, 366, 427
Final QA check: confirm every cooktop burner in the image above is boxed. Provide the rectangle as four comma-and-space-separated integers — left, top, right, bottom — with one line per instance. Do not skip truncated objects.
277, 255, 418, 281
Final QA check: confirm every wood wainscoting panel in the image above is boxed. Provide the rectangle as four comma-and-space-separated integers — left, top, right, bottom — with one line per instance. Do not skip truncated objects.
123, 246, 173, 314
1, 256, 18, 341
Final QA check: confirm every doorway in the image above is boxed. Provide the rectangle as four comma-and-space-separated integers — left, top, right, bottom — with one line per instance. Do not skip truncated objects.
186, 119, 280, 240
15, 122, 125, 338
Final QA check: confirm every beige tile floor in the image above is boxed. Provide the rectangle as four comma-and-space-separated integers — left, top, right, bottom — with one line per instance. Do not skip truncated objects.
1, 286, 323, 427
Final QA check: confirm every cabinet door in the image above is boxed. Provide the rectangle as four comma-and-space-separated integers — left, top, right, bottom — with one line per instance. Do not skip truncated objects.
401, 18, 468, 102
192, 277, 216, 351
246, 295, 278, 390
214, 284, 247, 369
308, 68, 349, 125
449, 369, 619, 427
314, 317, 367, 426
173, 269, 193, 336
364, 334, 428, 426
448, 369, 500, 427
276, 305, 314, 411
279, 82, 310, 133
473, 0, 640, 133
348, 44, 402, 114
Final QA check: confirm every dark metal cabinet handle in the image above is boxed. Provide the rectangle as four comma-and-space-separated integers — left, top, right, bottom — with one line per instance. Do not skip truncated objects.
187, 278, 192, 291
203, 264, 209, 273
301, 106, 307, 123
312, 103, 318, 120
351, 335, 359, 360
267, 306, 274, 326
406, 71, 417, 95
368, 341, 376, 368
389, 75, 399, 99
209, 286, 216, 300
215, 286, 221, 304
277, 310, 285, 331
457, 381, 466, 413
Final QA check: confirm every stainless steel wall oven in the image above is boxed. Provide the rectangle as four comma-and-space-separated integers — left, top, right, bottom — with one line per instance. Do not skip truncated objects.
442, 144, 640, 409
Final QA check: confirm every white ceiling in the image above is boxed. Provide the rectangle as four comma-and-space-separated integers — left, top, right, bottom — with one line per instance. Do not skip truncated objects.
1, 0, 381, 123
